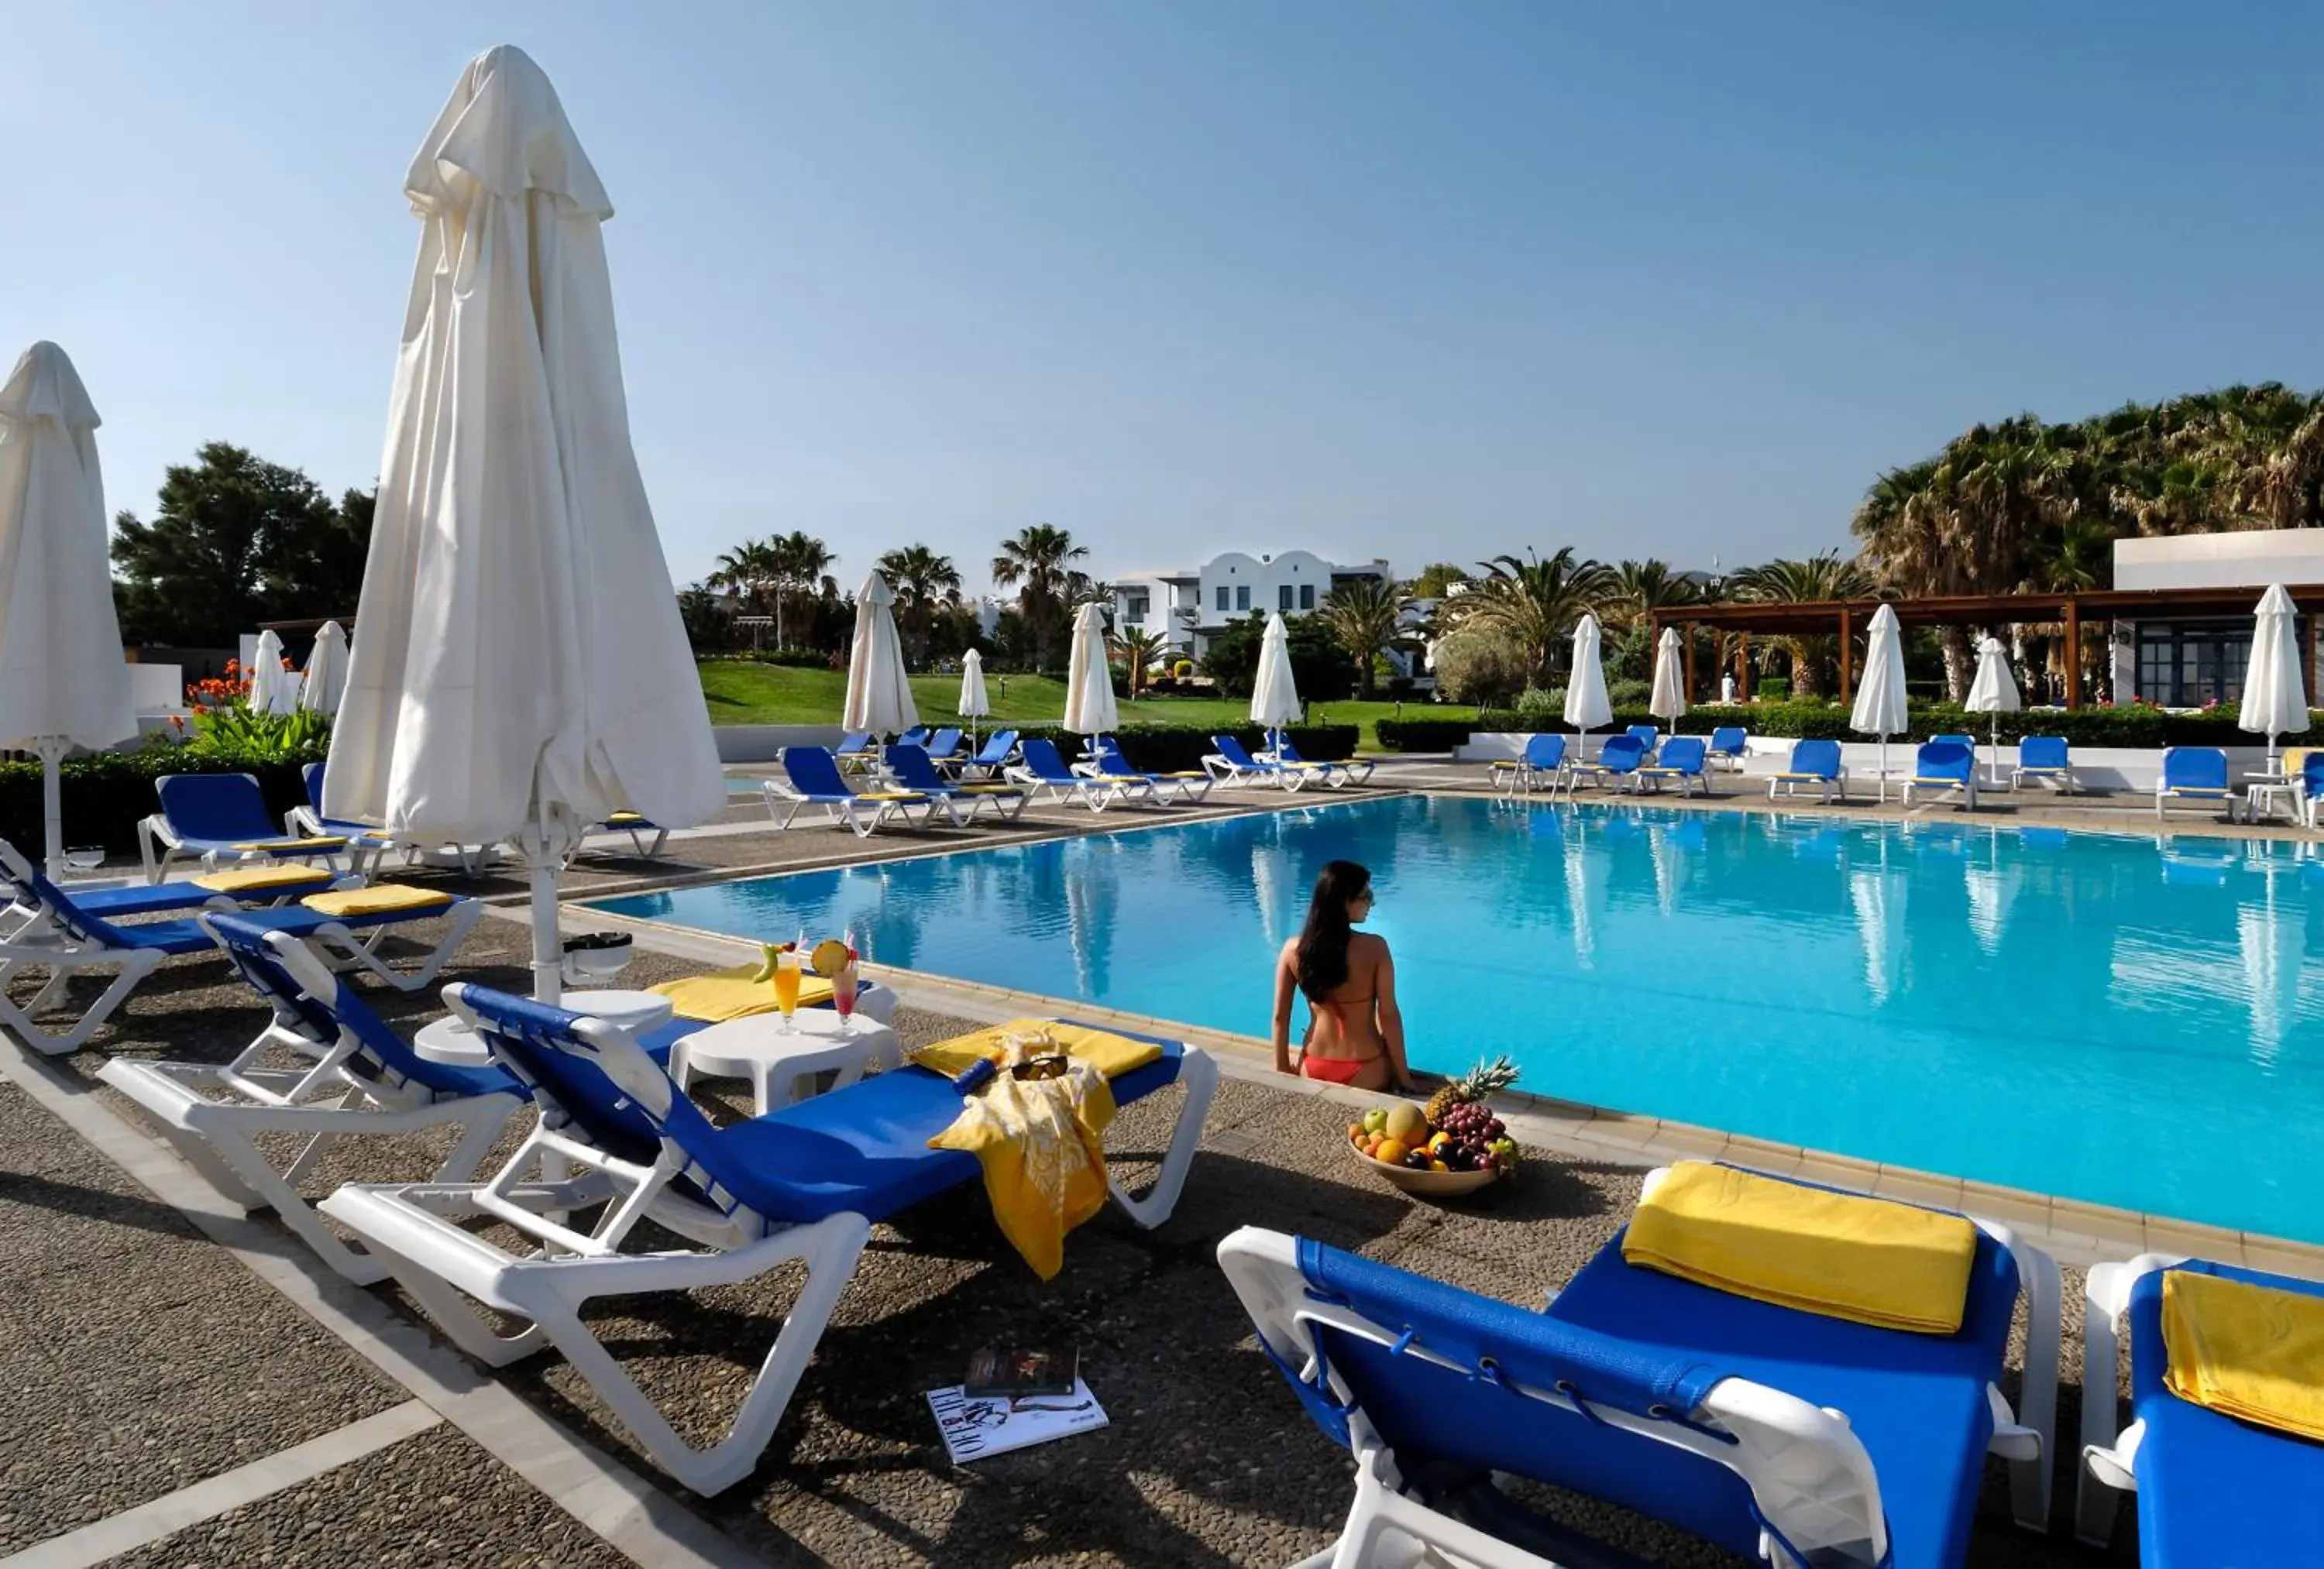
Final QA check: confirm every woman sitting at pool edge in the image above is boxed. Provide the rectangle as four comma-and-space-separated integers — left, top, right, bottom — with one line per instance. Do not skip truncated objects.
1273, 860, 1417, 1093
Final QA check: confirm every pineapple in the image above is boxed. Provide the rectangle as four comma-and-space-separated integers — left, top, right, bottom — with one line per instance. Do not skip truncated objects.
1425, 1055, 1520, 1126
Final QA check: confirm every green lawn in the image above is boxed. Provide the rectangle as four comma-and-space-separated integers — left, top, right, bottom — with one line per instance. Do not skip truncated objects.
696, 661, 1473, 752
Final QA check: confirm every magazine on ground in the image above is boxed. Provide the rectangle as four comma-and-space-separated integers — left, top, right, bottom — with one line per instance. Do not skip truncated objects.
927, 1376, 1108, 1464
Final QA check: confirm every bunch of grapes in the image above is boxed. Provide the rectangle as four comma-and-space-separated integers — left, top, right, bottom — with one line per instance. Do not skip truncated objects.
1432, 1100, 1512, 1174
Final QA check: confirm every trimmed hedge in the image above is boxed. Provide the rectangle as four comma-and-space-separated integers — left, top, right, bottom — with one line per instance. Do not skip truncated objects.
1004, 722, 1359, 774
0, 749, 316, 859
1377, 702, 2304, 752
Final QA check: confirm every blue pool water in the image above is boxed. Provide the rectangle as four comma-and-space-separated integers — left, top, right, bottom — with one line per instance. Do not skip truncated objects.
589, 796, 2324, 1241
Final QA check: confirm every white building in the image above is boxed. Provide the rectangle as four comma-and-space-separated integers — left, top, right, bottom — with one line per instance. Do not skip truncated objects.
2111, 530, 2324, 705
1108, 551, 1400, 660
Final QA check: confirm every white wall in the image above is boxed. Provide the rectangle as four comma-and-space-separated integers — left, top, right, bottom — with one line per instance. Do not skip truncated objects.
2115, 529, 2324, 591
1195, 549, 1337, 624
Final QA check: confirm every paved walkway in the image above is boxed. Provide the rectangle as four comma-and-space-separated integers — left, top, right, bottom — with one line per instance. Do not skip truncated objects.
0, 767, 2266, 1564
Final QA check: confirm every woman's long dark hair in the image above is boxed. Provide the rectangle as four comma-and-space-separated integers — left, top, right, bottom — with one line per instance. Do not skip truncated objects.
1295, 860, 1372, 1002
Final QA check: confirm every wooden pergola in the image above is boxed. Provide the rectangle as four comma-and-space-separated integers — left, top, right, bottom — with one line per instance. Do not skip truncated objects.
1648, 585, 2324, 709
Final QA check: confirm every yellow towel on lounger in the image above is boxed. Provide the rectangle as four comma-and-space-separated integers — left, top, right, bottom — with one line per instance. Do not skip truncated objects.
191, 865, 335, 894
301, 884, 453, 918
232, 835, 348, 853
927, 1030, 1119, 1280
605, 810, 649, 825
1622, 1161, 1978, 1334
857, 791, 923, 802
649, 963, 833, 1021
910, 1018, 1162, 1082
2162, 1270, 2324, 1443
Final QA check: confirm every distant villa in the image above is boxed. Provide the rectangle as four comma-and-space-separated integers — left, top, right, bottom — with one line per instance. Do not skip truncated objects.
1105, 551, 1411, 661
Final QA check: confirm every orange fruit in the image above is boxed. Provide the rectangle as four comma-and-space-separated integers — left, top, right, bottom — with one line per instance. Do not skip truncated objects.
1374, 1138, 1409, 1166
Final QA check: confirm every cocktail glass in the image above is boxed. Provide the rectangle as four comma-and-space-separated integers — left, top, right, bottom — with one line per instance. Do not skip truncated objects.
772, 949, 802, 1034
832, 963, 859, 1034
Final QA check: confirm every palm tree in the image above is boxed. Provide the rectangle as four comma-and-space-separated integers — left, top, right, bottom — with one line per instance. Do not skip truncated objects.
771, 531, 834, 647
1316, 577, 1411, 698
1109, 626, 1170, 700
2020, 517, 2117, 700
876, 544, 962, 668
1729, 553, 1872, 698
1437, 548, 1614, 686
1604, 559, 1700, 631
989, 524, 1087, 671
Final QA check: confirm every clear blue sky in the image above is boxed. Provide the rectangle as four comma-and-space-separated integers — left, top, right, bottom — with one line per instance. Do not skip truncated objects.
5, 2, 2320, 596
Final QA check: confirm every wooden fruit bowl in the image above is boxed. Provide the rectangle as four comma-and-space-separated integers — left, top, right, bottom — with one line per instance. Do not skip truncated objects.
1346, 1137, 1499, 1196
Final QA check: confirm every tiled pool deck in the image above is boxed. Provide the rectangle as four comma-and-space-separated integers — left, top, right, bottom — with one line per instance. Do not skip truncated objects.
2, 759, 2310, 1565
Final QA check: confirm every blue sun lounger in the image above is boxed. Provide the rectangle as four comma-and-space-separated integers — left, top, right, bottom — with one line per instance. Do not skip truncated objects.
920, 727, 963, 765
0, 840, 481, 1053
1769, 738, 1847, 804
1272, 738, 1373, 787
98, 911, 530, 1284
2009, 736, 2077, 795
1899, 740, 1978, 811
1488, 733, 1567, 797
0, 840, 341, 939
1625, 723, 1661, 758
833, 731, 878, 774
885, 743, 1029, 822
1010, 738, 1154, 810
1202, 733, 1314, 791
951, 729, 1018, 778
1563, 732, 1648, 795
1090, 738, 1215, 803
2155, 747, 2233, 819
2078, 1254, 2324, 1563
138, 771, 363, 882
1707, 726, 1749, 772
321, 988, 1216, 1493
1221, 1165, 2059, 1569
764, 747, 935, 836
1634, 734, 1711, 797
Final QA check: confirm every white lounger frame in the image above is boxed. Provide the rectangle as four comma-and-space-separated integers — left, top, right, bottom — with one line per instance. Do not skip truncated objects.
98, 928, 522, 1284
321, 1005, 1217, 1493
760, 779, 935, 836
1201, 752, 1313, 792
1008, 766, 1156, 812
1219, 1170, 2059, 1569
2073, 1251, 2186, 1548
136, 812, 363, 884
2154, 783, 2234, 819
1899, 774, 1978, 812
1767, 770, 1846, 805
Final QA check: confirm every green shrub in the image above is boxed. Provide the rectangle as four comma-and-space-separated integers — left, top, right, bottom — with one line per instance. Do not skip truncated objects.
1606, 678, 1652, 709
1513, 687, 1564, 719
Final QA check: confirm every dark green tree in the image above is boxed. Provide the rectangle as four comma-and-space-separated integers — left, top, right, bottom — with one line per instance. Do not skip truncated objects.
111, 443, 372, 646
1198, 611, 1358, 700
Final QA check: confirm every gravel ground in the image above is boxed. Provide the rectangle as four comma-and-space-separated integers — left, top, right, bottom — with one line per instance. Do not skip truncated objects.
3, 836, 2140, 1567
105, 1423, 636, 1569
0, 1087, 407, 1555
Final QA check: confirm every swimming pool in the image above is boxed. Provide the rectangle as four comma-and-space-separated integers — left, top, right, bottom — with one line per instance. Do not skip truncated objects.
587, 795, 2324, 1242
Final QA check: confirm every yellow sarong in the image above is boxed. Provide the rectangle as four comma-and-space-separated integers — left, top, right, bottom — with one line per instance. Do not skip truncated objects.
1622, 1161, 1978, 1334
191, 865, 335, 894
232, 836, 347, 852
649, 963, 833, 1021
2163, 1269, 2324, 1443
910, 1018, 1161, 1083
928, 1033, 1119, 1280
301, 884, 453, 918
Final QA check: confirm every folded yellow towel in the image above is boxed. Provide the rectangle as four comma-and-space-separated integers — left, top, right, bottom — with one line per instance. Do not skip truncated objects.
858, 791, 924, 802
2162, 1270, 2324, 1443
1622, 1161, 1978, 1334
649, 963, 834, 1021
911, 1018, 1163, 1082
191, 865, 335, 894
954, 784, 1023, 795
604, 810, 649, 825
930, 1051, 1117, 1280
232, 836, 348, 853
301, 884, 453, 917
